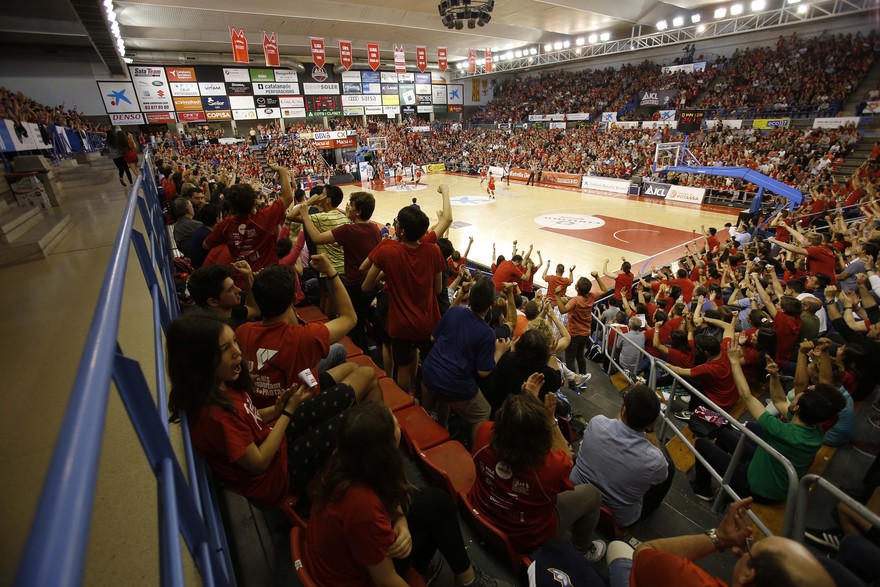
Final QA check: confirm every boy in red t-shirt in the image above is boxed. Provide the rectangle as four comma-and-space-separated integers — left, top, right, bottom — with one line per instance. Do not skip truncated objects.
363, 206, 446, 393
542, 261, 574, 302
447, 235, 473, 286
600, 257, 634, 300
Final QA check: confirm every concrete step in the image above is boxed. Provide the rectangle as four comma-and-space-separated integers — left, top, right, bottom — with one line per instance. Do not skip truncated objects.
0, 213, 72, 266
0, 205, 43, 244
61, 172, 118, 188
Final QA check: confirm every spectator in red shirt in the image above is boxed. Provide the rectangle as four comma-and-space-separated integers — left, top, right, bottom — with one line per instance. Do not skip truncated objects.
520, 252, 542, 300
447, 236, 473, 286
557, 277, 598, 375
770, 231, 838, 286
542, 261, 574, 302
363, 206, 446, 393
770, 209, 793, 244
753, 275, 803, 367
492, 252, 531, 293
601, 258, 634, 300
203, 164, 293, 272
701, 226, 720, 253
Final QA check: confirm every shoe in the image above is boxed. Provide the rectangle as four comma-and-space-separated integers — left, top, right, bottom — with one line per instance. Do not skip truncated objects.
804, 527, 843, 551
424, 550, 444, 586
573, 373, 592, 390
851, 439, 880, 457
456, 565, 513, 587
582, 540, 607, 563
673, 409, 693, 421
678, 394, 692, 404
870, 415, 880, 431
119, 178, 126, 186
690, 480, 714, 502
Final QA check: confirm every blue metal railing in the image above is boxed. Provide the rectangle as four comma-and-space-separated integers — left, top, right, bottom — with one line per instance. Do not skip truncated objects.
15, 152, 234, 587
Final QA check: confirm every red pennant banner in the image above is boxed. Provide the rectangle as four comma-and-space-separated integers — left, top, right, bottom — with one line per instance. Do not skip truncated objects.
468, 49, 476, 74
339, 40, 353, 70
416, 46, 427, 73
485, 48, 492, 73
263, 32, 279, 67
394, 46, 406, 74
367, 42, 380, 71
437, 47, 447, 72
310, 37, 326, 68
230, 28, 249, 64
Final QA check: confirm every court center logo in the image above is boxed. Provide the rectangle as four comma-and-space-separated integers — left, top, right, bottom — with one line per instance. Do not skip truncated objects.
534, 214, 605, 230
450, 195, 492, 206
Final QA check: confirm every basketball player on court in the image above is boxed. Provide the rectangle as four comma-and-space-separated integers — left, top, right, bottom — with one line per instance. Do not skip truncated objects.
487, 172, 496, 199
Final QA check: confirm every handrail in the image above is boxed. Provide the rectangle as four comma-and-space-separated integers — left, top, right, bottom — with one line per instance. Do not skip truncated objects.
793, 474, 880, 543
16, 152, 234, 586
651, 360, 800, 538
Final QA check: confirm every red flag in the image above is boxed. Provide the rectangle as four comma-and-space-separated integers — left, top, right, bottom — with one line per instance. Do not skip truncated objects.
310, 37, 326, 68
437, 47, 447, 72
230, 28, 249, 64
467, 49, 476, 74
263, 32, 279, 67
367, 43, 380, 71
416, 46, 427, 73
394, 46, 406, 74
339, 40, 353, 70
485, 48, 492, 73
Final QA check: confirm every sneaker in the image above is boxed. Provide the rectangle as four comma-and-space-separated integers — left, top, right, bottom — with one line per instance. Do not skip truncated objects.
673, 409, 693, 421
678, 394, 692, 404
870, 415, 880, 431
573, 373, 592, 390
690, 480, 714, 502
119, 178, 126, 186
424, 550, 444, 586
582, 540, 607, 563
851, 439, 880, 457
804, 527, 843, 551
456, 566, 513, 587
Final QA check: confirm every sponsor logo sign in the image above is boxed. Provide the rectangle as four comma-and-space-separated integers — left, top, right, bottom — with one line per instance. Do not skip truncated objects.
232, 109, 257, 120
198, 82, 225, 95
602, 111, 617, 122
343, 106, 364, 116
642, 121, 677, 129
611, 121, 640, 129
343, 82, 362, 94
281, 108, 306, 118
361, 71, 380, 83
447, 85, 463, 104
383, 105, 400, 116
145, 112, 176, 123
229, 95, 256, 110
362, 82, 381, 94
432, 85, 447, 104
417, 94, 432, 105
399, 84, 416, 105
426, 163, 446, 173
639, 90, 678, 108
303, 82, 340, 95
364, 105, 383, 115
226, 82, 253, 95
98, 81, 140, 113
661, 61, 706, 74
335, 136, 357, 148
223, 68, 250, 82
257, 108, 281, 119
508, 168, 531, 181
398, 73, 414, 83
381, 83, 398, 95
641, 181, 670, 198
274, 69, 298, 82
382, 95, 400, 106
205, 110, 232, 121
170, 82, 199, 97
447, 104, 463, 113
342, 94, 382, 107
341, 71, 361, 83
381, 72, 398, 83
415, 72, 431, 85
254, 82, 300, 95
249, 68, 275, 82
254, 95, 280, 108
534, 214, 605, 230
177, 111, 207, 123
540, 171, 582, 187
311, 66, 329, 82
202, 96, 231, 110
130, 66, 174, 111
417, 105, 433, 113
665, 185, 705, 204
580, 175, 632, 193
812, 117, 860, 129
173, 97, 203, 111
401, 105, 417, 115
279, 96, 305, 108
752, 118, 790, 130
110, 112, 145, 125
416, 83, 432, 95
166, 67, 196, 82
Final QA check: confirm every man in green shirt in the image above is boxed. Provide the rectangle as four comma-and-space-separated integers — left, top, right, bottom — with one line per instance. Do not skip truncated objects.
691, 338, 845, 502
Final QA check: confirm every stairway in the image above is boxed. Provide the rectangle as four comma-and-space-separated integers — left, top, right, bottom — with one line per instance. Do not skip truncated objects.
0, 178, 72, 266
832, 119, 880, 183
56, 153, 118, 189
839, 57, 880, 117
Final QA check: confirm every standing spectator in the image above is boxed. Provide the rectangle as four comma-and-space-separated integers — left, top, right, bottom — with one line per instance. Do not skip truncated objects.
557, 277, 598, 375
106, 129, 132, 186
542, 261, 574, 303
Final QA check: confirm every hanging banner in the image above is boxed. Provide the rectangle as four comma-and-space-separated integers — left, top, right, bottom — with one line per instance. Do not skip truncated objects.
485, 48, 493, 73
416, 46, 427, 73
394, 46, 406, 74
367, 43, 381, 71
339, 40, 353, 70
438, 47, 447, 72
310, 38, 326, 68
230, 28, 249, 64
263, 32, 280, 67
467, 49, 476, 74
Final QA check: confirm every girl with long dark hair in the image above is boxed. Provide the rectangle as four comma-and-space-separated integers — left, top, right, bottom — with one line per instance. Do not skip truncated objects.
307, 402, 511, 587
106, 129, 133, 186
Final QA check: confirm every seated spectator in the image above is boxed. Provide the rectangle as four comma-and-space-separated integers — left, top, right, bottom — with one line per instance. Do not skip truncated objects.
171, 197, 202, 251
470, 383, 606, 562
613, 317, 645, 379
692, 338, 845, 503
571, 384, 671, 527
186, 203, 221, 269
306, 402, 512, 587
487, 327, 563, 416
186, 262, 259, 327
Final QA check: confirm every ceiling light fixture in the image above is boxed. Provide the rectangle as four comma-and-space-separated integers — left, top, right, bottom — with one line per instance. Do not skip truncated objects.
588, 33, 598, 43
730, 4, 744, 15
575, 37, 585, 46
691, 14, 701, 23
600, 32, 610, 41
544, 43, 552, 51
697, 24, 706, 32
672, 16, 684, 27
797, 3, 808, 12
656, 20, 668, 30
751, 0, 766, 11
553, 41, 563, 50
438, 0, 493, 29
562, 40, 570, 48
529, 47, 537, 55
714, 7, 727, 17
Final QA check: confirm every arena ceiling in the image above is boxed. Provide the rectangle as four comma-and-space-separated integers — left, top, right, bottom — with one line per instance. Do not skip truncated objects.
0, 0, 871, 75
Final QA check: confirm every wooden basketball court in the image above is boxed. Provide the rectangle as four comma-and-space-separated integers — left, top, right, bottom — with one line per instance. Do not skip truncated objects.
341, 172, 739, 284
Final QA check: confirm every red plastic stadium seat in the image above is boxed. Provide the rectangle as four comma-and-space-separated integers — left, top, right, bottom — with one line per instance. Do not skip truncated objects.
379, 377, 415, 412
458, 491, 532, 572
337, 335, 364, 358
413, 440, 476, 503
396, 406, 450, 454
291, 527, 426, 587
347, 354, 387, 378
597, 505, 629, 541
279, 494, 308, 530
297, 305, 329, 324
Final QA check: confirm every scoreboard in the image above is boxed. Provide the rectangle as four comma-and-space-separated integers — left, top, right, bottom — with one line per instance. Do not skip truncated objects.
678, 110, 705, 134
306, 95, 342, 117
